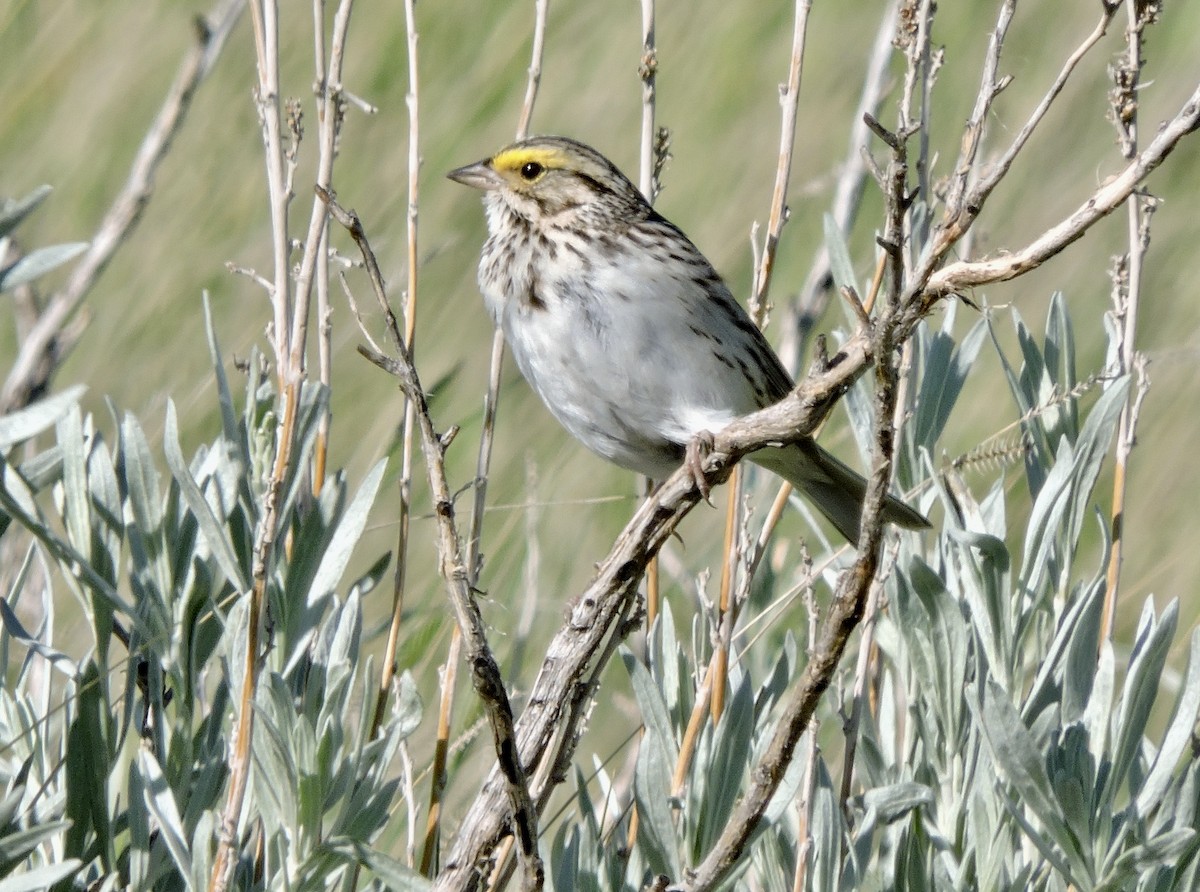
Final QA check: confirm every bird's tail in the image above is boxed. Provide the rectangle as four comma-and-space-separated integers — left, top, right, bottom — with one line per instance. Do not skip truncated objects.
749, 439, 930, 545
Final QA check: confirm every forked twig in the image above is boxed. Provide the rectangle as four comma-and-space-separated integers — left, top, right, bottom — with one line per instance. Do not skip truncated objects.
324, 190, 545, 889
915, 81, 1200, 307
423, 0, 553, 877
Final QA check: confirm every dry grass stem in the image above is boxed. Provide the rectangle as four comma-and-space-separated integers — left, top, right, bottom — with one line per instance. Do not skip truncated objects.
1103, 0, 1156, 640
782, 0, 899, 367
638, 0, 657, 201
516, 0, 550, 142
748, 0, 813, 326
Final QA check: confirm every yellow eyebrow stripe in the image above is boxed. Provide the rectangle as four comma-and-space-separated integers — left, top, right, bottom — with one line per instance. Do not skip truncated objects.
491, 146, 569, 172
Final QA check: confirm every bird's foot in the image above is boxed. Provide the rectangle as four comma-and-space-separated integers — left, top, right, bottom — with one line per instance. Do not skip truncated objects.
685, 430, 716, 506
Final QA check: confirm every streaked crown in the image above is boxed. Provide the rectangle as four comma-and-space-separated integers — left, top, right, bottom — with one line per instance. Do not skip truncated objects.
450, 136, 649, 221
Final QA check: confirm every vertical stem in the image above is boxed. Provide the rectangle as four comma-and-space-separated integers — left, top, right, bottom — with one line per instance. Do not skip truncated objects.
253, 0, 293, 385
644, 480, 661, 628
791, 582, 820, 892
309, 0, 356, 497
423, 1, 551, 872
748, 0, 812, 323
516, 0, 549, 141
373, 0, 419, 745
209, 1, 307, 886
1102, 2, 1148, 640
638, 0, 657, 201
637, 0, 662, 629
710, 470, 739, 721
838, 577, 883, 806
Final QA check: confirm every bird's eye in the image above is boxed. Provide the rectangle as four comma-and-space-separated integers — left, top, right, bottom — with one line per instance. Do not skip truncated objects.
520, 161, 544, 180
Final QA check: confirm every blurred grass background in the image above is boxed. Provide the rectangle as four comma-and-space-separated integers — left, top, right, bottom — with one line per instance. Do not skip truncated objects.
2, 0, 1198, 715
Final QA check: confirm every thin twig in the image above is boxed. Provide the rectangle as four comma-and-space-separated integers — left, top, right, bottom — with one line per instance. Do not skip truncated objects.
748, 0, 813, 325
291, 0, 355, 378
372, 0, 419, 744
838, 574, 885, 807
516, 0, 550, 141
638, 0, 657, 201
327, 192, 544, 889
209, 1, 300, 887
934, 3, 1118, 259
1102, 0, 1155, 639
940, 0, 1015, 231
250, 0, 294, 384
781, 0, 899, 369
427, 2, 554, 875
791, 572, 819, 891
915, 81, 1200, 306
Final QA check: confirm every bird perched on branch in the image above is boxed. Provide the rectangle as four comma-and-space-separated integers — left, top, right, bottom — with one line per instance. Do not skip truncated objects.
448, 135, 928, 543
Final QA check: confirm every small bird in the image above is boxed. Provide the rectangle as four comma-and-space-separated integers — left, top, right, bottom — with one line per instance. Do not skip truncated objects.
448, 136, 928, 543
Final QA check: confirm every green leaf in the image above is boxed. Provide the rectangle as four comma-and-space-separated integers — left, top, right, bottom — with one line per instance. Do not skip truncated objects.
0, 821, 72, 872
0, 455, 132, 619
913, 311, 988, 448
120, 413, 164, 538
0, 185, 52, 239
975, 681, 1088, 882
202, 293, 246, 463
808, 764, 840, 892
162, 400, 248, 592
0, 242, 87, 292
861, 782, 934, 823
1022, 573, 1104, 725
0, 594, 76, 679
1020, 378, 1128, 597
0, 387, 86, 450
308, 459, 386, 608
353, 842, 432, 890
698, 671, 752, 853
56, 407, 89, 560
626, 651, 681, 878
1104, 599, 1178, 810
64, 660, 114, 871
1137, 626, 1200, 816
0, 860, 84, 892
137, 750, 192, 888
622, 649, 679, 765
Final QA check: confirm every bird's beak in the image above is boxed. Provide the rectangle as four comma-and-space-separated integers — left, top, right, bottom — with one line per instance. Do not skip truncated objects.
447, 159, 503, 191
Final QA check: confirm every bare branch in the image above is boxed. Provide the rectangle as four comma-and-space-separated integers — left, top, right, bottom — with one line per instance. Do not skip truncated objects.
781, 0, 899, 367
246, 0, 295, 382
919, 81, 1200, 302
638, 0, 657, 201
941, 0, 1016, 222
326, 191, 544, 890
937, 3, 1118, 254
516, 0, 550, 141
1, 0, 245, 413
290, 0, 357, 378
1103, 0, 1157, 638
748, 0, 813, 325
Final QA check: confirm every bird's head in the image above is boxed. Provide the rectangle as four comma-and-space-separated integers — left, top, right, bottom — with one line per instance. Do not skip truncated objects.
448, 136, 647, 226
